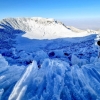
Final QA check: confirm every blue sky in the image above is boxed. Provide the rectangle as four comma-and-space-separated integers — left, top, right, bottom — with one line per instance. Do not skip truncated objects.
0, 0, 100, 29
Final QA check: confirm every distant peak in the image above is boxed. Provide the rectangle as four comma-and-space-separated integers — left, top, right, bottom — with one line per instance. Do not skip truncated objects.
32, 17, 55, 21
1, 17, 56, 22
1, 17, 61, 26
0, 17, 97, 39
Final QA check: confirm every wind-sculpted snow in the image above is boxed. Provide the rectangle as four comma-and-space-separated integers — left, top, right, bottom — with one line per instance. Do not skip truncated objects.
8, 61, 38, 100
0, 55, 25, 100
0, 17, 100, 100
0, 55, 100, 100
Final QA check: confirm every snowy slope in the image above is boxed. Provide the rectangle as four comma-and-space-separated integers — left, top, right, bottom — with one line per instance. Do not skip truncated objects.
0, 17, 96, 39
66, 26, 85, 33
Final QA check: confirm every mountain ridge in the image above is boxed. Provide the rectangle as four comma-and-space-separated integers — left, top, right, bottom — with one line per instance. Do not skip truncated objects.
0, 17, 98, 39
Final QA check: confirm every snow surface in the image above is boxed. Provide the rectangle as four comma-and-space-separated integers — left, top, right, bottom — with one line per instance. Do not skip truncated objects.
0, 17, 100, 100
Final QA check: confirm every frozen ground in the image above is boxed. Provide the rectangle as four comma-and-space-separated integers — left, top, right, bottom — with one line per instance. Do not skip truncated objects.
0, 17, 100, 100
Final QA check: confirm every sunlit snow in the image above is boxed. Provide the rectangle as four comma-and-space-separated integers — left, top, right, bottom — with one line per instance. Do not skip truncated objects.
0, 17, 100, 100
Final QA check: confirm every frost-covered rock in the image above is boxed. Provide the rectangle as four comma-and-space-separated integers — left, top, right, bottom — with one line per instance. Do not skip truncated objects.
34, 50, 48, 67
71, 54, 80, 65
0, 55, 100, 100
71, 54, 89, 66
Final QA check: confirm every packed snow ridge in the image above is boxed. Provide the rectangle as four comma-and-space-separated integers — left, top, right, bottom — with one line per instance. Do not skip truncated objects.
0, 17, 97, 39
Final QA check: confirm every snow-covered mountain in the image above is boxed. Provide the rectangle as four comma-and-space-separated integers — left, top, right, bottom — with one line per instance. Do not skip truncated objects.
0, 17, 100, 100
0, 17, 97, 39
66, 26, 84, 33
